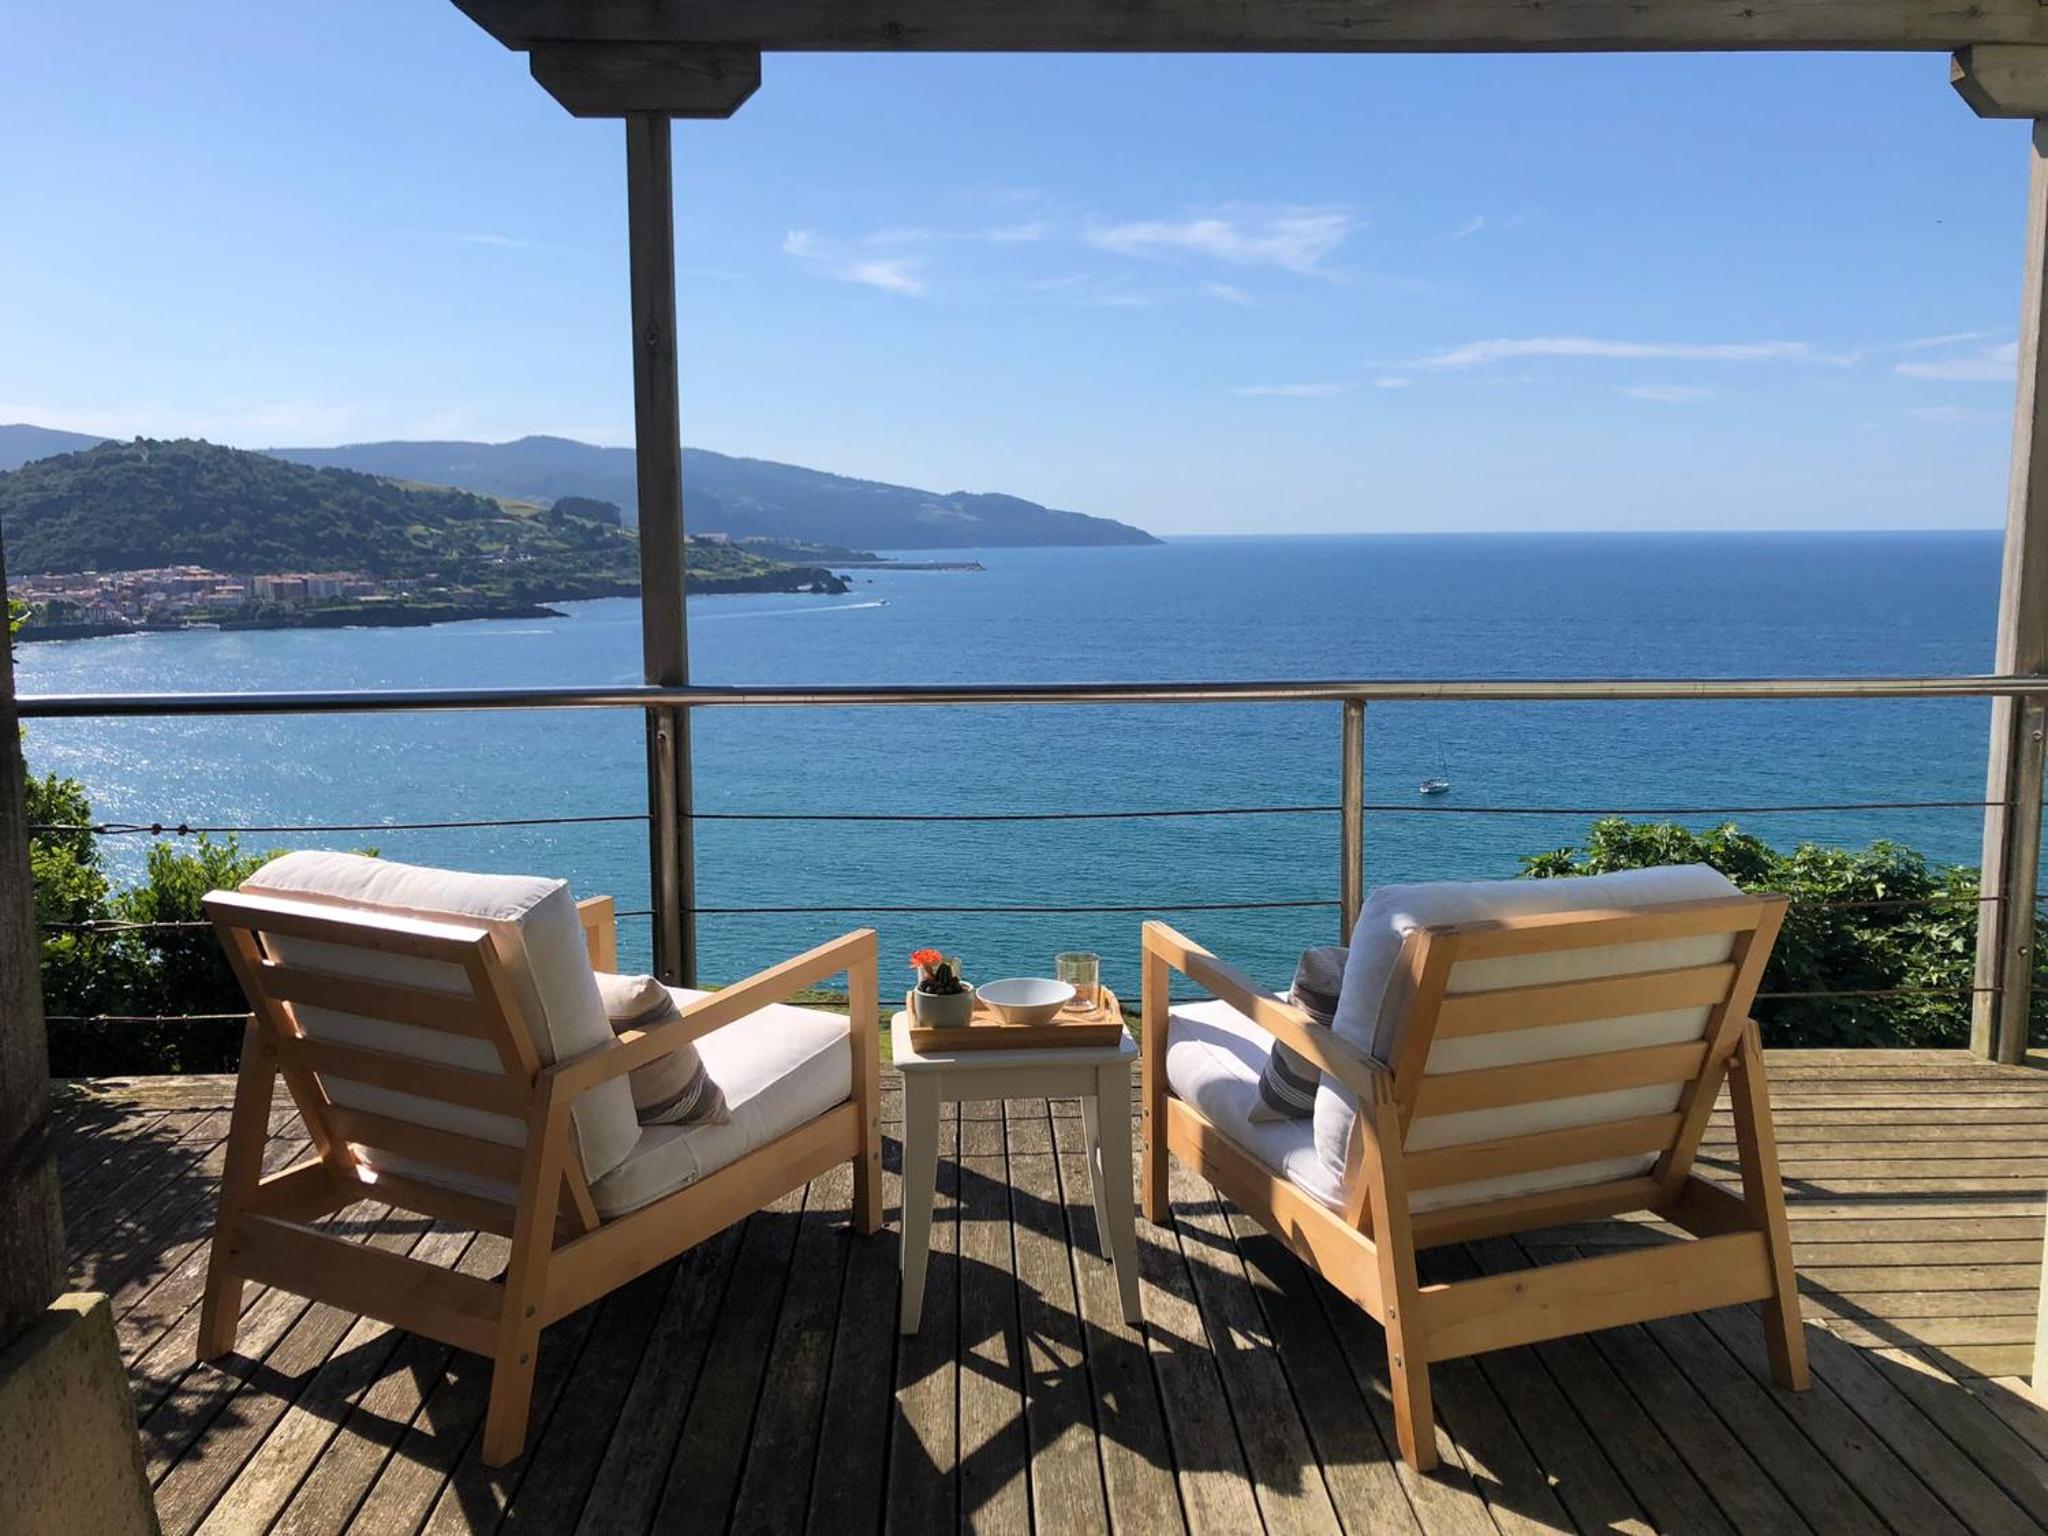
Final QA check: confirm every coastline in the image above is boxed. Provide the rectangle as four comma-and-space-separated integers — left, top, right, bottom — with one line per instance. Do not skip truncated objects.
12, 563, 855, 642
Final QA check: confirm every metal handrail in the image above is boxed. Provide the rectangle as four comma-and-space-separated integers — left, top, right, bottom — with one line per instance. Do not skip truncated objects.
14, 672, 2048, 718
22, 670, 2036, 1048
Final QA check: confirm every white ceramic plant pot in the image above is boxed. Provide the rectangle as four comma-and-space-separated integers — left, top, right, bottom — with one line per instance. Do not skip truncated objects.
913, 984, 976, 1027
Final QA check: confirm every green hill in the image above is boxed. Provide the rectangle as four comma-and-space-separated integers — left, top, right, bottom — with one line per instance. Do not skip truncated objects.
269, 436, 1162, 547
0, 438, 833, 598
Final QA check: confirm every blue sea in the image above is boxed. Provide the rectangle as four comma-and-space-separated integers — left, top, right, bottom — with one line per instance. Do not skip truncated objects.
11, 533, 2006, 997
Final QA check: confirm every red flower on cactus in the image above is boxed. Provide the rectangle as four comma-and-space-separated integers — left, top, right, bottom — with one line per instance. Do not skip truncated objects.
910, 947, 944, 971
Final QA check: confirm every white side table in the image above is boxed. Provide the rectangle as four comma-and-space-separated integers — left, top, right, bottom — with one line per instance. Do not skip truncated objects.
892, 1012, 1143, 1332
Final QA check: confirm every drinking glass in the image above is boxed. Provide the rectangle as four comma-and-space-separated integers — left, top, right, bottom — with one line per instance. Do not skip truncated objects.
1056, 951, 1101, 1011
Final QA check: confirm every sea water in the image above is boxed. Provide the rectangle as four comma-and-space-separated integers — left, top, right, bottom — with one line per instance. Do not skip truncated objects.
12, 532, 2003, 994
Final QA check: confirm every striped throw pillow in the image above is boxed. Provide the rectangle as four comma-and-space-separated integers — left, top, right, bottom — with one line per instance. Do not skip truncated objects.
595, 972, 730, 1127
1249, 945, 1346, 1123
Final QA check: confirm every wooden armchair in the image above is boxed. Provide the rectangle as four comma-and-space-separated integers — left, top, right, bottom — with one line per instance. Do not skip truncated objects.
1140, 884, 1805, 1471
197, 856, 880, 1466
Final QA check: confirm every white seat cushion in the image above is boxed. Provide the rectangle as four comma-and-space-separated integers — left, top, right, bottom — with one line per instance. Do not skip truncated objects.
239, 851, 641, 1188
589, 988, 852, 1218
1315, 864, 1742, 1211
1165, 997, 1344, 1213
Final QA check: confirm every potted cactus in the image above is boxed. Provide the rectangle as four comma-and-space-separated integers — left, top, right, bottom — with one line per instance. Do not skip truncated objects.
910, 947, 975, 1027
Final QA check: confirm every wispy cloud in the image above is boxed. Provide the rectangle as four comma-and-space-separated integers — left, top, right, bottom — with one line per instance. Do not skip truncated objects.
1373, 376, 1413, 390
1086, 207, 1354, 275
1235, 382, 1352, 398
1416, 337, 1837, 370
1202, 282, 1254, 306
862, 221, 1049, 246
444, 231, 529, 248
1446, 216, 1486, 241
1910, 404, 2009, 424
842, 258, 925, 296
1892, 329, 2006, 353
784, 229, 926, 296
1894, 340, 2019, 381
1620, 384, 1714, 403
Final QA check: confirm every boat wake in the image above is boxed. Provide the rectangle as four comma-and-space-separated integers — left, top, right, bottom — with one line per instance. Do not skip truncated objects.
695, 599, 890, 622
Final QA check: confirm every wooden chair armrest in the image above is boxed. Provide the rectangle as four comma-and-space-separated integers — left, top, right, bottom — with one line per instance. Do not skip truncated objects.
576, 895, 617, 973
1142, 919, 1387, 1101
545, 928, 878, 1103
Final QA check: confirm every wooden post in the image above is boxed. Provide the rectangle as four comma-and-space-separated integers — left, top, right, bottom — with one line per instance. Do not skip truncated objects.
1340, 699, 1364, 941
0, 540, 65, 1351
1974, 119, 2048, 1064
626, 111, 698, 987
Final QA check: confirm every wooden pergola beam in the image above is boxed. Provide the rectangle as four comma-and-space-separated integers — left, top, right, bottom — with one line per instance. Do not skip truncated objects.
1954, 45, 2048, 119
531, 43, 759, 118
454, 0, 2048, 55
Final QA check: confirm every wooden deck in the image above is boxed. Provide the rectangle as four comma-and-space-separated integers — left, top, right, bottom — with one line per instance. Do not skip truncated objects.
54, 1049, 2048, 1535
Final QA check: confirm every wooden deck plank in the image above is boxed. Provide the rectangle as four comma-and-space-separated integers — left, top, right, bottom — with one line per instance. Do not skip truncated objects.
1460, 1239, 1739, 1535
43, 1051, 2048, 1536
1136, 1159, 1264, 1535
194, 1222, 477, 1535
569, 1225, 745, 1536
1166, 1157, 1343, 1536
408, 1295, 600, 1532
728, 1163, 857, 1536
1791, 1325, 2041, 1536
1228, 1218, 1470, 1536
267, 1230, 510, 1536
1051, 1128, 1186, 1536
804, 1132, 903, 1535
1546, 1243, 1823, 1534
644, 1186, 808, 1532
887, 1113, 959, 1536
1010, 1148, 1115, 1536
151, 1204, 436, 1535
957, 1148, 1030, 1535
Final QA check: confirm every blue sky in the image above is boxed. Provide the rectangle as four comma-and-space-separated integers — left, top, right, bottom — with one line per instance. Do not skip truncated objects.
0, 3, 2037, 534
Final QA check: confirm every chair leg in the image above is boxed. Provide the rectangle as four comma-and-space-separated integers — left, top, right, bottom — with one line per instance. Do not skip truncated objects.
199, 1020, 276, 1360
849, 950, 883, 1235
1361, 1082, 1439, 1471
1140, 944, 1169, 1224
1730, 1021, 1810, 1391
484, 1087, 567, 1466
1387, 1330, 1438, 1474
482, 1323, 543, 1468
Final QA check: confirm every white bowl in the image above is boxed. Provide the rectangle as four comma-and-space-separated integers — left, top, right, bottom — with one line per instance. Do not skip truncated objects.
978, 977, 1076, 1026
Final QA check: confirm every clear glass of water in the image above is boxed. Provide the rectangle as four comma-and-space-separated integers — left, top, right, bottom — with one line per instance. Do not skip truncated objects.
1056, 951, 1100, 1011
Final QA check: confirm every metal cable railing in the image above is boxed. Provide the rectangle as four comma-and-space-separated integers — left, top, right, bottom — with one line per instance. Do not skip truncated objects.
21, 795, 2009, 840
23, 672, 2045, 1045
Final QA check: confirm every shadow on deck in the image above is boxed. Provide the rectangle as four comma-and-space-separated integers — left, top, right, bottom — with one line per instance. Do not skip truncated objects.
54, 1049, 2048, 1535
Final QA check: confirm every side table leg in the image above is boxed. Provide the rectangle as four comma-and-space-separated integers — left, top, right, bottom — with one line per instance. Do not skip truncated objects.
1079, 1091, 1109, 1242
1095, 1062, 1144, 1326
900, 1073, 940, 1334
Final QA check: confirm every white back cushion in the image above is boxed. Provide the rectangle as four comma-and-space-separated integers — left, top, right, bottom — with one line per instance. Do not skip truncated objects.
1314, 864, 1742, 1210
240, 851, 641, 1187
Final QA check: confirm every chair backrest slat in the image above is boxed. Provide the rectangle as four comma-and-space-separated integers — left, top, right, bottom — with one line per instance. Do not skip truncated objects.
207, 889, 546, 1203
1443, 896, 1769, 961
1385, 890, 1786, 1225
273, 1034, 530, 1116
257, 959, 504, 1041
1403, 1111, 1683, 1193
1434, 961, 1737, 1038
1412, 1039, 1709, 1119
324, 1103, 526, 1185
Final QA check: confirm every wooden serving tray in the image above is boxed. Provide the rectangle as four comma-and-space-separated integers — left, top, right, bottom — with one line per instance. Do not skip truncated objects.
904, 986, 1125, 1053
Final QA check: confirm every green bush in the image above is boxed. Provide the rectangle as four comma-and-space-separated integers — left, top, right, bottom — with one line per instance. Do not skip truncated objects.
35, 823, 282, 1077
1522, 817, 2013, 1049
